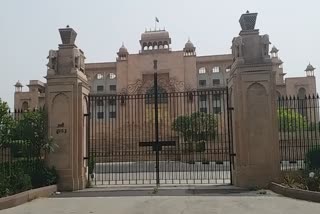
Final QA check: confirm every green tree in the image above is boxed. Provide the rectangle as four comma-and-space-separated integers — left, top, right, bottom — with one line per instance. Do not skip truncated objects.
172, 112, 217, 161
13, 110, 56, 157
0, 98, 15, 146
278, 109, 307, 132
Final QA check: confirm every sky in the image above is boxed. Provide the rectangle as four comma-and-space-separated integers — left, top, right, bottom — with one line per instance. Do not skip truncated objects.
1, 0, 319, 109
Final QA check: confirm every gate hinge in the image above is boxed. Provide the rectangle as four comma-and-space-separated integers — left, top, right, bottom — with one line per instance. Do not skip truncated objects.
228, 107, 234, 111
230, 153, 236, 156
84, 113, 90, 117
83, 157, 89, 160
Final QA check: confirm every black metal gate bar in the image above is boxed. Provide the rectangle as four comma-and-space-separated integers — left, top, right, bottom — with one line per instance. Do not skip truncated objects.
154, 70, 160, 185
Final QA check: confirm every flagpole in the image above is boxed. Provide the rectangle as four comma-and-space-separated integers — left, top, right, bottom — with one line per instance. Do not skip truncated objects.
155, 18, 157, 31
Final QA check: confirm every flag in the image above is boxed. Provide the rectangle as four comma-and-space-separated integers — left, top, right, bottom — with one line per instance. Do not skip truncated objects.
155, 17, 159, 23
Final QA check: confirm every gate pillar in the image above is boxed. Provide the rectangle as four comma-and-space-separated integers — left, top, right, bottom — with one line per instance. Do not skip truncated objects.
45, 27, 89, 191
228, 12, 280, 188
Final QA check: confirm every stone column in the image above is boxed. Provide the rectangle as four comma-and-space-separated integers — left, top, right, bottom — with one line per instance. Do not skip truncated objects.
45, 27, 89, 191
228, 12, 280, 188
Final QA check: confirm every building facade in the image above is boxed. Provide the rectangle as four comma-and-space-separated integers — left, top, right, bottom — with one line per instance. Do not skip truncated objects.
14, 26, 316, 115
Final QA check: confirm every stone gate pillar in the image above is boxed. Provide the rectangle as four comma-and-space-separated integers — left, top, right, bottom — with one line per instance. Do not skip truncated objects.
45, 27, 89, 191
228, 12, 280, 188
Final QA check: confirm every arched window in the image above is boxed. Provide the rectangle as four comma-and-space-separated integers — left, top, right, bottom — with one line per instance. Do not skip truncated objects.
22, 101, 29, 111
298, 87, 307, 117
109, 73, 116, 79
143, 43, 148, 50
153, 42, 158, 50
198, 67, 206, 74
96, 73, 103, 80
158, 41, 163, 49
298, 88, 306, 99
146, 86, 168, 104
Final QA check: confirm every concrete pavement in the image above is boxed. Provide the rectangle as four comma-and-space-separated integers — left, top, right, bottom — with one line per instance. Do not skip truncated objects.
1, 191, 320, 214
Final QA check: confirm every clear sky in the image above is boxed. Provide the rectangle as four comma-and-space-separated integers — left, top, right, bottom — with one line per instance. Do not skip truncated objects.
1, 0, 319, 108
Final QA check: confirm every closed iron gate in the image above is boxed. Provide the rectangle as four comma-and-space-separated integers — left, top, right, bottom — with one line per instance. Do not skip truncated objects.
86, 74, 233, 186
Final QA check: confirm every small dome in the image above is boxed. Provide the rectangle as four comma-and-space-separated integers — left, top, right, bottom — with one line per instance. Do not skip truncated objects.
14, 81, 23, 87
185, 39, 195, 49
270, 46, 279, 53
118, 43, 128, 53
305, 63, 316, 71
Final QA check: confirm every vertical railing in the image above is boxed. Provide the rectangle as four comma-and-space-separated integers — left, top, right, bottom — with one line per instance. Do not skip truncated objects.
278, 94, 320, 171
0, 108, 45, 180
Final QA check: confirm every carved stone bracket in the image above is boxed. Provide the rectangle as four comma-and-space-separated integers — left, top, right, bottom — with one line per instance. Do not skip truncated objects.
120, 77, 187, 95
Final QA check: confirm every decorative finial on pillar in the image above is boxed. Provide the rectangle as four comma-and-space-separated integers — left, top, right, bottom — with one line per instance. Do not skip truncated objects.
239, 11, 258, 31
59, 26, 77, 45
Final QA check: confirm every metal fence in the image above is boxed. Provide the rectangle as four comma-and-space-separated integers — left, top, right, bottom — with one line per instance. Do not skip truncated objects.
0, 108, 46, 179
278, 95, 320, 171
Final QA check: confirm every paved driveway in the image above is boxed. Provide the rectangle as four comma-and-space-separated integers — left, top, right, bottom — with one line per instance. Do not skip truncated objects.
1, 192, 320, 214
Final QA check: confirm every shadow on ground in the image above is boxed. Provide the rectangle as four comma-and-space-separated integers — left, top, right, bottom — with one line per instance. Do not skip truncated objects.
50, 185, 268, 198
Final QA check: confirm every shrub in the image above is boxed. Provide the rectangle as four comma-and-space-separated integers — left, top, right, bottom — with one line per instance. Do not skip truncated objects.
305, 147, 320, 170
0, 99, 15, 146
173, 112, 217, 158
0, 176, 10, 197
28, 162, 58, 188
195, 141, 206, 153
88, 157, 95, 175
0, 160, 58, 198
7, 167, 32, 195
302, 170, 320, 191
278, 109, 307, 132
282, 170, 320, 192
172, 112, 217, 142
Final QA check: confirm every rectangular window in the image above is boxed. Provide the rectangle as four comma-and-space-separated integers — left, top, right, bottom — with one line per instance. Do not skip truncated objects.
213, 107, 221, 114
200, 107, 207, 113
97, 112, 104, 119
97, 99, 104, 106
97, 85, 104, 92
200, 94, 207, 102
108, 99, 116, 105
199, 80, 206, 86
212, 79, 220, 85
109, 111, 116, 118
199, 67, 206, 74
212, 66, 220, 73
109, 85, 116, 91
212, 94, 221, 101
